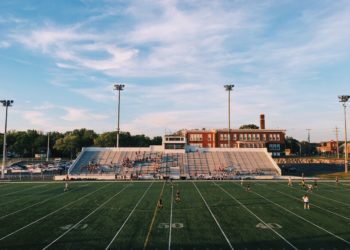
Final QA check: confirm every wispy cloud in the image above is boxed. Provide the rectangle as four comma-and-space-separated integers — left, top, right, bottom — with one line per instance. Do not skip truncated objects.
3, 1, 350, 141
0, 41, 10, 48
61, 107, 108, 122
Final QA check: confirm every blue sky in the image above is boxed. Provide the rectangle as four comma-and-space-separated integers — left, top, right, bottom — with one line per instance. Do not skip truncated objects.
0, 0, 349, 142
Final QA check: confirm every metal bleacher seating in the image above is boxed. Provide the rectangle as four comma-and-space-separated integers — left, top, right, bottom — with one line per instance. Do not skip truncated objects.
68, 147, 281, 178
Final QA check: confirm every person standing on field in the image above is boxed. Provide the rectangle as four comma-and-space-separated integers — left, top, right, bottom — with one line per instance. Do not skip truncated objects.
302, 194, 310, 210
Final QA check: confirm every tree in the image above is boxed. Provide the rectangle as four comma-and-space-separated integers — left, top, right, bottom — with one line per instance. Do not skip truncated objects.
94, 132, 116, 147
239, 124, 259, 129
54, 133, 80, 159
151, 136, 162, 145
285, 136, 300, 155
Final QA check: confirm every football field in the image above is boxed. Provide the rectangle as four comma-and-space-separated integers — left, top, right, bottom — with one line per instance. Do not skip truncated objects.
1, 180, 350, 250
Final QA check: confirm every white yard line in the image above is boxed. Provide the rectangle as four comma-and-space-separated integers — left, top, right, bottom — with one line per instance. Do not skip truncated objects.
321, 182, 350, 191
43, 184, 130, 249
0, 191, 66, 220
168, 185, 173, 250
252, 190, 350, 246
0, 184, 95, 219
215, 182, 298, 250
0, 184, 47, 198
275, 190, 350, 222
288, 185, 350, 206
192, 182, 234, 250
105, 182, 154, 250
0, 183, 109, 241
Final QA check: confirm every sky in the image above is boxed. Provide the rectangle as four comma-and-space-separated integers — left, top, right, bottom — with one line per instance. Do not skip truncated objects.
0, 0, 350, 142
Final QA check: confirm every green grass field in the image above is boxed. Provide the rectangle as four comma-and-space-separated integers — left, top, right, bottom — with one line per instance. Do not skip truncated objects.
1, 180, 350, 250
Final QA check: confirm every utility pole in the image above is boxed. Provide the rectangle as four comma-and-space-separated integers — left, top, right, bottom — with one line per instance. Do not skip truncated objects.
335, 127, 339, 159
306, 129, 311, 156
306, 129, 311, 143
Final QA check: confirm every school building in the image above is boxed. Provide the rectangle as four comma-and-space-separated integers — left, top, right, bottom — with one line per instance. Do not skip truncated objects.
184, 114, 286, 157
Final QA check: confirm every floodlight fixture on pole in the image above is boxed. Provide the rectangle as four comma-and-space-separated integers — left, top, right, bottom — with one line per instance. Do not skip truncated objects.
1, 100, 13, 179
339, 95, 350, 173
114, 84, 125, 148
224, 84, 234, 148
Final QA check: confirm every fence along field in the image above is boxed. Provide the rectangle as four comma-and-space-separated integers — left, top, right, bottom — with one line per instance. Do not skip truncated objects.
0, 180, 350, 249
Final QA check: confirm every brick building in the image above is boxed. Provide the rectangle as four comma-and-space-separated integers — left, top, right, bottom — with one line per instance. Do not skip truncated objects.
184, 114, 285, 156
316, 140, 338, 155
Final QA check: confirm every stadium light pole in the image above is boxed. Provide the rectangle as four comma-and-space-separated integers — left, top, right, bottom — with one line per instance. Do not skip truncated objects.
339, 95, 350, 173
46, 132, 50, 162
114, 84, 125, 148
1, 100, 13, 179
224, 84, 234, 148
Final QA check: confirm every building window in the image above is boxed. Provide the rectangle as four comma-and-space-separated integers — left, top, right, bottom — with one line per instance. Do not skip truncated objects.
248, 134, 251, 141
190, 134, 202, 141
233, 134, 237, 140
276, 134, 280, 141
220, 134, 228, 141
256, 134, 260, 140
208, 134, 212, 141
263, 134, 266, 140
244, 134, 247, 141
239, 134, 243, 140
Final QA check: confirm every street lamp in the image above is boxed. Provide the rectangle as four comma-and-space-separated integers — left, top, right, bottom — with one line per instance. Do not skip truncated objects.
339, 95, 350, 173
224, 84, 234, 148
114, 84, 125, 148
1, 100, 14, 179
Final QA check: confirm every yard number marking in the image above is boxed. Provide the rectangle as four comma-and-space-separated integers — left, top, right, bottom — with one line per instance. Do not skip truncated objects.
158, 223, 184, 229
256, 223, 282, 229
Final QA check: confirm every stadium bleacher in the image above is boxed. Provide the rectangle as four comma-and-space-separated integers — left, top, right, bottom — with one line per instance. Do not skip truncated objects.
68, 146, 281, 179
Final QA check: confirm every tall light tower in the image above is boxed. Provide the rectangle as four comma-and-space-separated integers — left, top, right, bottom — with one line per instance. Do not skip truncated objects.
224, 84, 234, 148
1, 100, 14, 179
114, 84, 125, 148
339, 95, 350, 173
46, 132, 50, 162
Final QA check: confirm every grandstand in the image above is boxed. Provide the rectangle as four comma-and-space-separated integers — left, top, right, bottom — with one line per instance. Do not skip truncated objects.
67, 135, 281, 179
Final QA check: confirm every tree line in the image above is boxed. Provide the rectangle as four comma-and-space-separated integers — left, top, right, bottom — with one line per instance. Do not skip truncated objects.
0, 129, 162, 159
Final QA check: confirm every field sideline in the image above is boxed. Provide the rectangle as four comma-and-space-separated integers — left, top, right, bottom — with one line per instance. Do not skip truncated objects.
1, 180, 350, 250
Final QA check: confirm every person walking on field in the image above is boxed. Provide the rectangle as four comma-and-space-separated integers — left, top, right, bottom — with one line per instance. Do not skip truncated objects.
175, 190, 181, 202
64, 181, 69, 192
157, 197, 163, 209
302, 194, 310, 210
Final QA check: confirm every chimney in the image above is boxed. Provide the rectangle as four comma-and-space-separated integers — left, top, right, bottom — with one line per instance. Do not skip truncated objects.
260, 114, 265, 129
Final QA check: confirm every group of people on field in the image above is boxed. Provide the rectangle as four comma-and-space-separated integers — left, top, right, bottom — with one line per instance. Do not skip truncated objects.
157, 182, 181, 209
